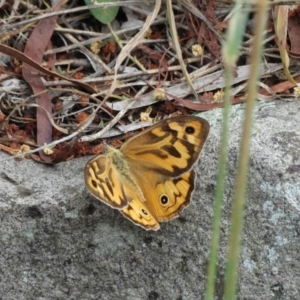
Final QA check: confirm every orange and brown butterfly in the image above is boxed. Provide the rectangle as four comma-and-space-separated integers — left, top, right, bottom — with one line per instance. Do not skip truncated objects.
84, 116, 210, 230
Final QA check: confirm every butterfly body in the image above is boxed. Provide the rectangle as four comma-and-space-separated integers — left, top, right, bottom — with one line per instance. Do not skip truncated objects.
84, 116, 209, 231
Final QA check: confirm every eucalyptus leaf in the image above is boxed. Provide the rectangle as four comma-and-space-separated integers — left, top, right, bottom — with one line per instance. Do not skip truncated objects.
84, 0, 119, 24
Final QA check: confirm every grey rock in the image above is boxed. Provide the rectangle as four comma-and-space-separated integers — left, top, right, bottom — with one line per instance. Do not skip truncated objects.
0, 100, 299, 299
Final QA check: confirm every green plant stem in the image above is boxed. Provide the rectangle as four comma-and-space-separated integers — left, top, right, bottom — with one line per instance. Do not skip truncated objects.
205, 70, 231, 300
205, 1, 250, 299
224, 1, 270, 299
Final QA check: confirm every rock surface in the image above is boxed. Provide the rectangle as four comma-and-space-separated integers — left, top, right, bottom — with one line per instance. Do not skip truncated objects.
1, 100, 299, 299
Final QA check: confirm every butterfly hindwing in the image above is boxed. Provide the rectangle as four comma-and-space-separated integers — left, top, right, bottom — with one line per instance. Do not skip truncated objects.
130, 168, 195, 222
121, 198, 160, 231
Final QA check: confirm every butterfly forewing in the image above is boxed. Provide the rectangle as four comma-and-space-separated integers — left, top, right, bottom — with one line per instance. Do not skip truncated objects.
84, 156, 129, 209
121, 116, 209, 177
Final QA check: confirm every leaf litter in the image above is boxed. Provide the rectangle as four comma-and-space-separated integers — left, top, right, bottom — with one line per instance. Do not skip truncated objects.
0, 0, 298, 163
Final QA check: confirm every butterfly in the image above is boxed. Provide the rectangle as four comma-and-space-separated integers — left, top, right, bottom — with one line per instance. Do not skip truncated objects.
84, 116, 210, 231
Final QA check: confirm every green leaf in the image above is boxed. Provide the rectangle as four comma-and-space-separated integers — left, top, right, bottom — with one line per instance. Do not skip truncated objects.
84, 0, 119, 24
